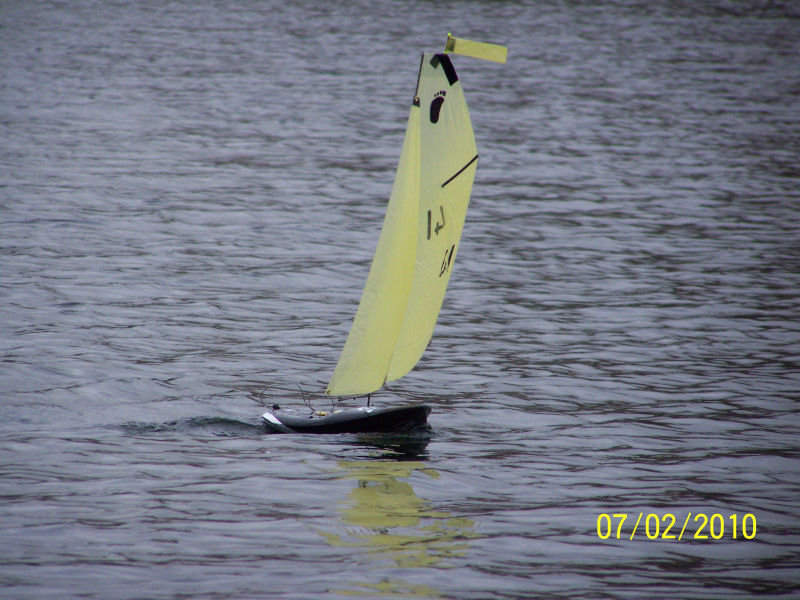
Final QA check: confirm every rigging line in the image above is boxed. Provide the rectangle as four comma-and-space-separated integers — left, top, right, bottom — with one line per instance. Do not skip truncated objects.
256, 385, 272, 407
441, 153, 478, 188
297, 384, 314, 413
413, 52, 425, 101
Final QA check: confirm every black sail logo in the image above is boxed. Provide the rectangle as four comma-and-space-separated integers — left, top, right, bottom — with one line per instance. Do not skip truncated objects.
429, 90, 446, 123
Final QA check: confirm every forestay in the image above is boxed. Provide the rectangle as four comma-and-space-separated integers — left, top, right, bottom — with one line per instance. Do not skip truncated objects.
326, 53, 478, 397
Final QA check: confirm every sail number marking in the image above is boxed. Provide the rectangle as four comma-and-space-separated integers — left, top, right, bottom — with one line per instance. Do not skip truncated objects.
425, 207, 454, 277
439, 244, 455, 277
427, 206, 446, 239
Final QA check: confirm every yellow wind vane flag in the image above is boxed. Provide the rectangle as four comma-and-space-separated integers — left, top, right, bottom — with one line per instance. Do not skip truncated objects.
445, 33, 508, 64
326, 36, 507, 397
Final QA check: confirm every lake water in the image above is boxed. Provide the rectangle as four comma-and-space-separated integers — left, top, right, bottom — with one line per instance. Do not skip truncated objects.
2, 1, 799, 598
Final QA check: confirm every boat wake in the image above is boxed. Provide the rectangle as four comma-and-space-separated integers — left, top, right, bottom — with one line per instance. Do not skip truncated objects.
118, 416, 260, 437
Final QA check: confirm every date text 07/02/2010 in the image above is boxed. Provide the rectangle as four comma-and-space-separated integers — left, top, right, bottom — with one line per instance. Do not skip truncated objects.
596, 513, 756, 541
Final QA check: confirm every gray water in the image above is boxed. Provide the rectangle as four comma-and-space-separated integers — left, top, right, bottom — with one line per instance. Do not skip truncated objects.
2, 1, 799, 598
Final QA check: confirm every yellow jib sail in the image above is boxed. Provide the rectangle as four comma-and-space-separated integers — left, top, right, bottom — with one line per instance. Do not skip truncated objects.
326, 52, 478, 397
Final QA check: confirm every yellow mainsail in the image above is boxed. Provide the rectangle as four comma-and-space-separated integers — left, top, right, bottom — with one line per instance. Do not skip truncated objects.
326, 52, 480, 397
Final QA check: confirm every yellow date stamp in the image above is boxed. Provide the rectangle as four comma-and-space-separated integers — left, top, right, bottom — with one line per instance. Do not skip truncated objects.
596, 512, 757, 541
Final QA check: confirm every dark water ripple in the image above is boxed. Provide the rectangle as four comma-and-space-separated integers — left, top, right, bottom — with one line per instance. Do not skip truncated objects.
2, 0, 799, 598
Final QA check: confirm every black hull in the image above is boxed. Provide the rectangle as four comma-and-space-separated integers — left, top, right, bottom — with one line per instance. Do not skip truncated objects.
262, 404, 431, 434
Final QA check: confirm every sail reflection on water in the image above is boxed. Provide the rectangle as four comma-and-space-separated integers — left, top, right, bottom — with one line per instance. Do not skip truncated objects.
321, 460, 477, 592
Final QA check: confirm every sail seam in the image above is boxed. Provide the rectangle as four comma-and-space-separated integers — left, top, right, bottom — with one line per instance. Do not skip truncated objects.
441, 154, 478, 188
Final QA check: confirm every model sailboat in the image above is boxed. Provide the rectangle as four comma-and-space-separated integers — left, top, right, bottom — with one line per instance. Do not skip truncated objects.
263, 35, 506, 434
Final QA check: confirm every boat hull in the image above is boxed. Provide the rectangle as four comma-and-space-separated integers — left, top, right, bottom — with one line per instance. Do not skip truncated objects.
262, 404, 431, 434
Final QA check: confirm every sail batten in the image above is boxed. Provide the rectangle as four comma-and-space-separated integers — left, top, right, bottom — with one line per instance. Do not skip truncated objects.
326, 51, 478, 397
442, 154, 479, 188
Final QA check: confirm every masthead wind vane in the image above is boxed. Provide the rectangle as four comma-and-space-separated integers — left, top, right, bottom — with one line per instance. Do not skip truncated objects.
445, 33, 508, 64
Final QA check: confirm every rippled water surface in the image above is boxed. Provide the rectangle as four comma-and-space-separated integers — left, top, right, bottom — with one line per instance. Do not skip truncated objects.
2, 1, 799, 598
